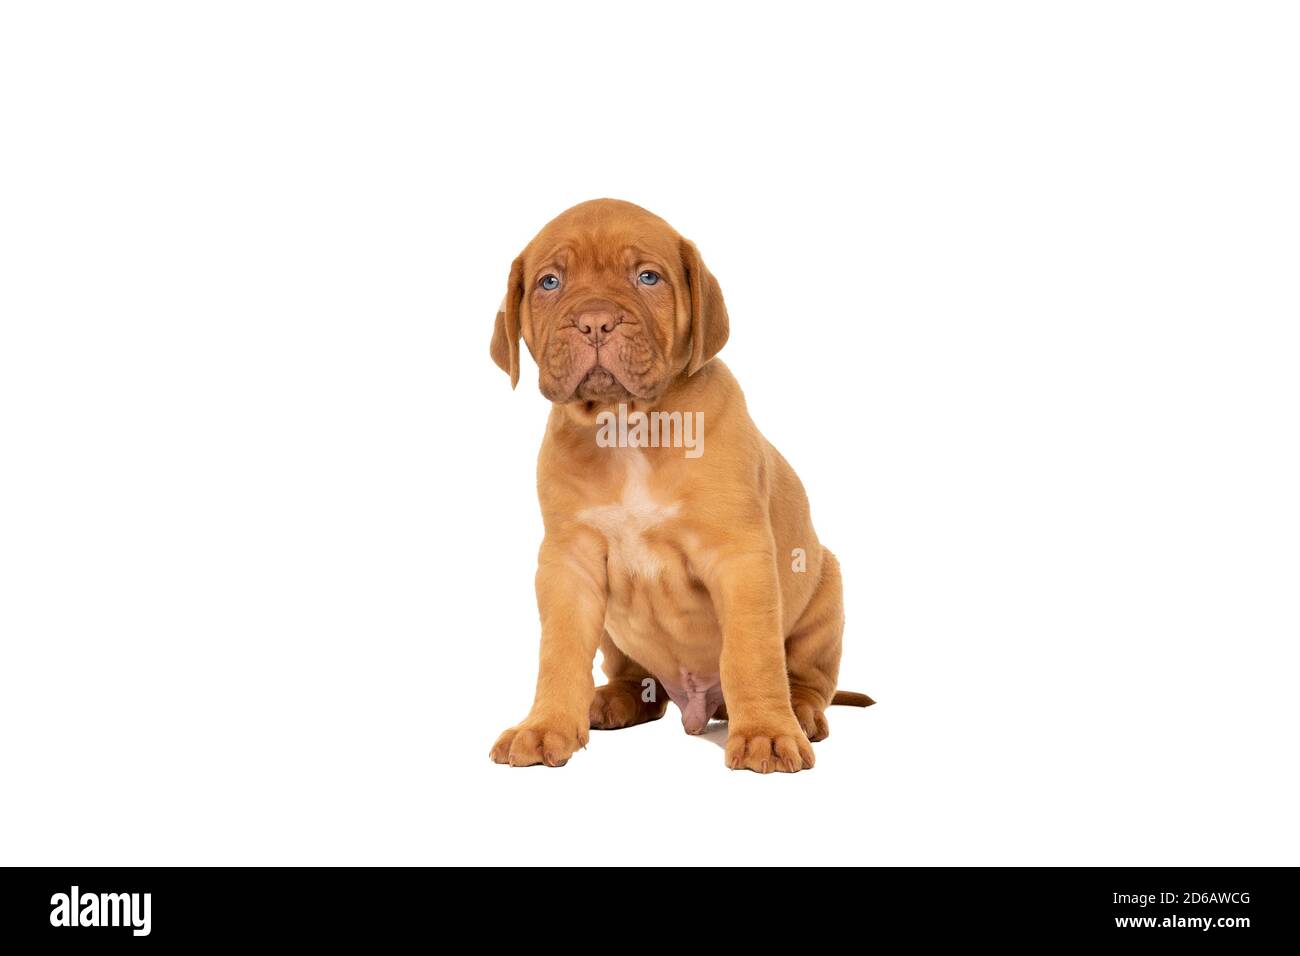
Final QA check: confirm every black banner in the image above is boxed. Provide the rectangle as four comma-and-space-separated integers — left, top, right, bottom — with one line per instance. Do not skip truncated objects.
0, 867, 1290, 945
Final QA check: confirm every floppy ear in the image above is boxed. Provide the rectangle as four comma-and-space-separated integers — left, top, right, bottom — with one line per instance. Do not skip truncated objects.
681, 239, 729, 376
489, 254, 526, 388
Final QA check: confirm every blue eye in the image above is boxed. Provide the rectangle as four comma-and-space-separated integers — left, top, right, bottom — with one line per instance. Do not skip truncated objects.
539, 274, 560, 291
638, 270, 660, 286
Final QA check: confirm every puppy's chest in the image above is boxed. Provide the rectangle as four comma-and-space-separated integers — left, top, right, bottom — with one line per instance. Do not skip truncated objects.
576, 453, 721, 678
576, 458, 682, 579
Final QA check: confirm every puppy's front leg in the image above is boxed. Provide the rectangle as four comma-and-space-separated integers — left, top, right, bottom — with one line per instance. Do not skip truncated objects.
489, 533, 606, 767
711, 549, 815, 773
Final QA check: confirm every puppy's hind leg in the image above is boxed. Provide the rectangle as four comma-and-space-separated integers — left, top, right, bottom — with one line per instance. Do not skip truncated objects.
589, 632, 669, 730
785, 548, 846, 742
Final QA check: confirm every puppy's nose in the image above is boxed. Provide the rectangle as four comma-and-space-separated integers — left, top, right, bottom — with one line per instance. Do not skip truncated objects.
573, 301, 624, 346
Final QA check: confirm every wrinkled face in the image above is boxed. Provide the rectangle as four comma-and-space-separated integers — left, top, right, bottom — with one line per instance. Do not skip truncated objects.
491, 199, 729, 406
528, 229, 681, 404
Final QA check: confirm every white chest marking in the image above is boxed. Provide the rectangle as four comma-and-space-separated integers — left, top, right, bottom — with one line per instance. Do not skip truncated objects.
577, 452, 680, 577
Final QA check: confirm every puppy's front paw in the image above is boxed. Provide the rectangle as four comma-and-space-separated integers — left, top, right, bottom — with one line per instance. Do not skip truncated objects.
725, 726, 815, 773
489, 718, 588, 768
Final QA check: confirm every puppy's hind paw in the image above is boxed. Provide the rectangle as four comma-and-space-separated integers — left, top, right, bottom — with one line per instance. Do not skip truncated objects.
792, 698, 831, 742
589, 680, 667, 730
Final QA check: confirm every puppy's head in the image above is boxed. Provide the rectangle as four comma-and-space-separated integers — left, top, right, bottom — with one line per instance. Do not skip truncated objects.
490, 199, 728, 405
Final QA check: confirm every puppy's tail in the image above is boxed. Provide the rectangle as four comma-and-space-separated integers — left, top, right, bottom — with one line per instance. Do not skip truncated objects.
831, 690, 876, 707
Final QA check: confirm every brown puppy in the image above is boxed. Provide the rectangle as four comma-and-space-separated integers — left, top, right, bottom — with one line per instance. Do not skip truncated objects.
488, 199, 871, 773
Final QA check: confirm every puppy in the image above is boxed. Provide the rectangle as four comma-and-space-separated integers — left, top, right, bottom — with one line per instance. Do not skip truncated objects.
488, 199, 871, 773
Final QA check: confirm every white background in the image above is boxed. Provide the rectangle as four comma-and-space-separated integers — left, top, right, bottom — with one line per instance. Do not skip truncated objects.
2, 2, 1297, 866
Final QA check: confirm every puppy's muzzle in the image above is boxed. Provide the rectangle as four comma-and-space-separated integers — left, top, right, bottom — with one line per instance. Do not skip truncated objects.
571, 299, 625, 347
